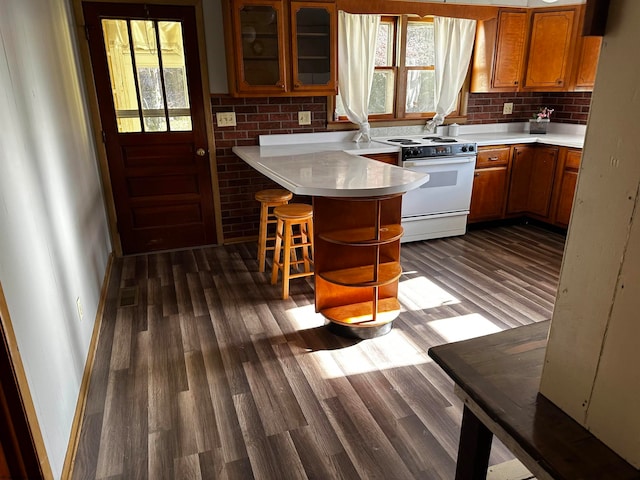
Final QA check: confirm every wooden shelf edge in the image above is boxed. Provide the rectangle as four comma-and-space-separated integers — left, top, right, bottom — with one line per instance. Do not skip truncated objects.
318, 225, 403, 246
318, 262, 401, 288
321, 297, 401, 326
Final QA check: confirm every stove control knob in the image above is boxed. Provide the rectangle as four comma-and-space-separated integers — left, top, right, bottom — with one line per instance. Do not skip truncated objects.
461, 146, 468, 152
468, 145, 475, 152
407, 147, 419, 158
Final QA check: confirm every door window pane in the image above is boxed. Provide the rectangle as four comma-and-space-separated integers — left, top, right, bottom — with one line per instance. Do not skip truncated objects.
131, 20, 167, 132
101, 19, 192, 133
158, 22, 191, 131
158, 21, 192, 131
102, 19, 142, 132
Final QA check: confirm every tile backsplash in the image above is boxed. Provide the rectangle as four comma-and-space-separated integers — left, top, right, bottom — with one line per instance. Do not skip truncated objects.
212, 91, 590, 242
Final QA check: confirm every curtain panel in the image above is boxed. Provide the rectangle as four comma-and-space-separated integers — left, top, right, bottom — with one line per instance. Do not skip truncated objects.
337, 11, 380, 142
425, 16, 476, 132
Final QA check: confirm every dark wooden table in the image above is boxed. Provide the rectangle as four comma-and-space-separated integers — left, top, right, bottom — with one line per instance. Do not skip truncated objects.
428, 321, 640, 480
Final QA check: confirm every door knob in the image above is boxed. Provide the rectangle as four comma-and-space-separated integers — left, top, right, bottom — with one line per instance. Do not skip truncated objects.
196, 148, 206, 156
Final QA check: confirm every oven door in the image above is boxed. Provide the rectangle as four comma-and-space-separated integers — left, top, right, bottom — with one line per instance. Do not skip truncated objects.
401, 156, 476, 218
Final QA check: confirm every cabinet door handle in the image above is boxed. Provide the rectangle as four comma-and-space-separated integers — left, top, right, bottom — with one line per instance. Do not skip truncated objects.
474, 172, 480, 177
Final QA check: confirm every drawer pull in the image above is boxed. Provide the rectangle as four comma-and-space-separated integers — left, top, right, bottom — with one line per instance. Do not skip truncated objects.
488, 156, 499, 161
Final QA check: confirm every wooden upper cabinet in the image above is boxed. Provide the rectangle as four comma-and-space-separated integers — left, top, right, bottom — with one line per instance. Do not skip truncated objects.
230, 0, 288, 96
223, 0, 336, 96
523, 8, 577, 90
492, 11, 528, 89
573, 35, 602, 90
290, 2, 336, 93
471, 5, 600, 93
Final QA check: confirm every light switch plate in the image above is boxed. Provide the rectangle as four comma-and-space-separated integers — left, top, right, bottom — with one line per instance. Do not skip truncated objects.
216, 111, 236, 127
503, 102, 514, 115
298, 111, 311, 125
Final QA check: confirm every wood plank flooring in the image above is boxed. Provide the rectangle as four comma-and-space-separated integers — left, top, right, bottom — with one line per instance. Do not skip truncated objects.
71, 224, 565, 480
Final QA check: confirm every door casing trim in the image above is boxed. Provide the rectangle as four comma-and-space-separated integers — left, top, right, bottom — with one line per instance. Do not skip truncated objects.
72, 0, 224, 256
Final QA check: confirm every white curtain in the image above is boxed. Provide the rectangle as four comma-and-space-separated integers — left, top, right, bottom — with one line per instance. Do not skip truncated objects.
425, 17, 477, 133
338, 11, 380, 142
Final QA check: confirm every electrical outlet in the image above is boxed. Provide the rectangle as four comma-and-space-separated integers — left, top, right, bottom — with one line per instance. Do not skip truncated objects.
76, 297, 84, 322
216, 111, 236, 127
298, 111, 311, 126
503, 102, 514, 115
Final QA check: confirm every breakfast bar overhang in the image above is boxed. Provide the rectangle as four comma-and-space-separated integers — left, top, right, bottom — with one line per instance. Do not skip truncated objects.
233, 146, 429, 338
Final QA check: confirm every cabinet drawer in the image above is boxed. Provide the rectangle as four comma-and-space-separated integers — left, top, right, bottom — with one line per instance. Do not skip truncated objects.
476, 147, 511, 168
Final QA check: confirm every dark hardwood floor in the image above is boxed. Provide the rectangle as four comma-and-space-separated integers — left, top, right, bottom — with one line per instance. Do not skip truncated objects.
71, 223, 565, 480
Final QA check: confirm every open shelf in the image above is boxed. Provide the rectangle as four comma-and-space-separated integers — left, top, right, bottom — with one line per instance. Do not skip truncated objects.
319, 225, 403, 246
321, 297, 401, 326
318, 262, 401, 288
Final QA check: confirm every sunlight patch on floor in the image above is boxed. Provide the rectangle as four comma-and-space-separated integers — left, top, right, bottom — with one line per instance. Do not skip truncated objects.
285, 303, 327, 330
284, 299, 502, 380
427, 313, 503, 342
307, 328, 431, 379
398, 275, 460, 311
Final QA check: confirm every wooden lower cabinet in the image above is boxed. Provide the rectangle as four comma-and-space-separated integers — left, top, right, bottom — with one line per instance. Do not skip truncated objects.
553, 148, 582, 227
362, 152, 400, 165
469, 144, 579, 228
507, 145, 558, 219
469, 146, 510, 222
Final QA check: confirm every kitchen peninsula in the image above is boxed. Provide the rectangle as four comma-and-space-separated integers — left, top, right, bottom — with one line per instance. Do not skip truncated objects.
232, 146, 428, 338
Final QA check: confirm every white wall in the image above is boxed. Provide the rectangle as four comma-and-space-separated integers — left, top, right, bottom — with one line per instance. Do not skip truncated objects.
539, 0, 640, 468
0, 0, 111, 477
203, 0, 229, 93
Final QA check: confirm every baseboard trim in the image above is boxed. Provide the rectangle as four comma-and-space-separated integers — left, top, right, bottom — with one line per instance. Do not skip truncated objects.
61, 252, 114, 479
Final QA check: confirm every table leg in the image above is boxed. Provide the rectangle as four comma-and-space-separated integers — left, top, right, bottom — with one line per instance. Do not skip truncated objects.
455, 405, 493, 480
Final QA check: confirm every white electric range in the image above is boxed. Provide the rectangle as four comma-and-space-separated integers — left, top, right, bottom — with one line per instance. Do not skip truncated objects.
373, 135, 478, 242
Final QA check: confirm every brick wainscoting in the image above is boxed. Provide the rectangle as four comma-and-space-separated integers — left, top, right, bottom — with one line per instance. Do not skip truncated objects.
211, 94, 327, 241
212, 92, 590, 242
466, 91, 592, 125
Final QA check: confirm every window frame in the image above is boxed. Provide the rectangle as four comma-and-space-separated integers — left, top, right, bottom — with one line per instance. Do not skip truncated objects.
331, 14, 466, 126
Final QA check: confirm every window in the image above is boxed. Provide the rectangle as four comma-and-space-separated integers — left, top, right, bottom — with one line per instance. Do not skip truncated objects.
101, 19, 192, 133
334, 16, 463, 123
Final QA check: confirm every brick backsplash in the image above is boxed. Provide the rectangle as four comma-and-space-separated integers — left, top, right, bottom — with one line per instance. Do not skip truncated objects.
466, 91, 592, 125
212, 91, 590, 242
212, 94, 327, 241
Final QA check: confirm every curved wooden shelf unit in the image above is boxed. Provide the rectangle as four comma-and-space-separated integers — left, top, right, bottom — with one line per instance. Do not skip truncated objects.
320, 297, 401, 326
318, 262, 401, 288
318, 225, 403, 246
313, 193, 404, 339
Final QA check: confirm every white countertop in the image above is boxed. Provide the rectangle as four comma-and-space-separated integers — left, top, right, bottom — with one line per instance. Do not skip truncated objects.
233, 147, 428, 197
453, 132, 584, 149
232, 123, 585, 197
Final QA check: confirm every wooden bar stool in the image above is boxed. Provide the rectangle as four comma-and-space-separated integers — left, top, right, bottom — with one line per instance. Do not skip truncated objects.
255, 189, 293, 273
271, 204, 314, 299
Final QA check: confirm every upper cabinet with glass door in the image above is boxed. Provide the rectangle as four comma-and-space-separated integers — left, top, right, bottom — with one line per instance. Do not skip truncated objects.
222, 0, 336, 96
230, 0, 288, 95
290, 1, 336, 93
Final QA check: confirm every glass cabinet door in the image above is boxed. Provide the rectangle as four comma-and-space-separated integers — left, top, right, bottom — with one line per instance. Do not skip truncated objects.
234, 0, 287, 93
291, 2, 336, 93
